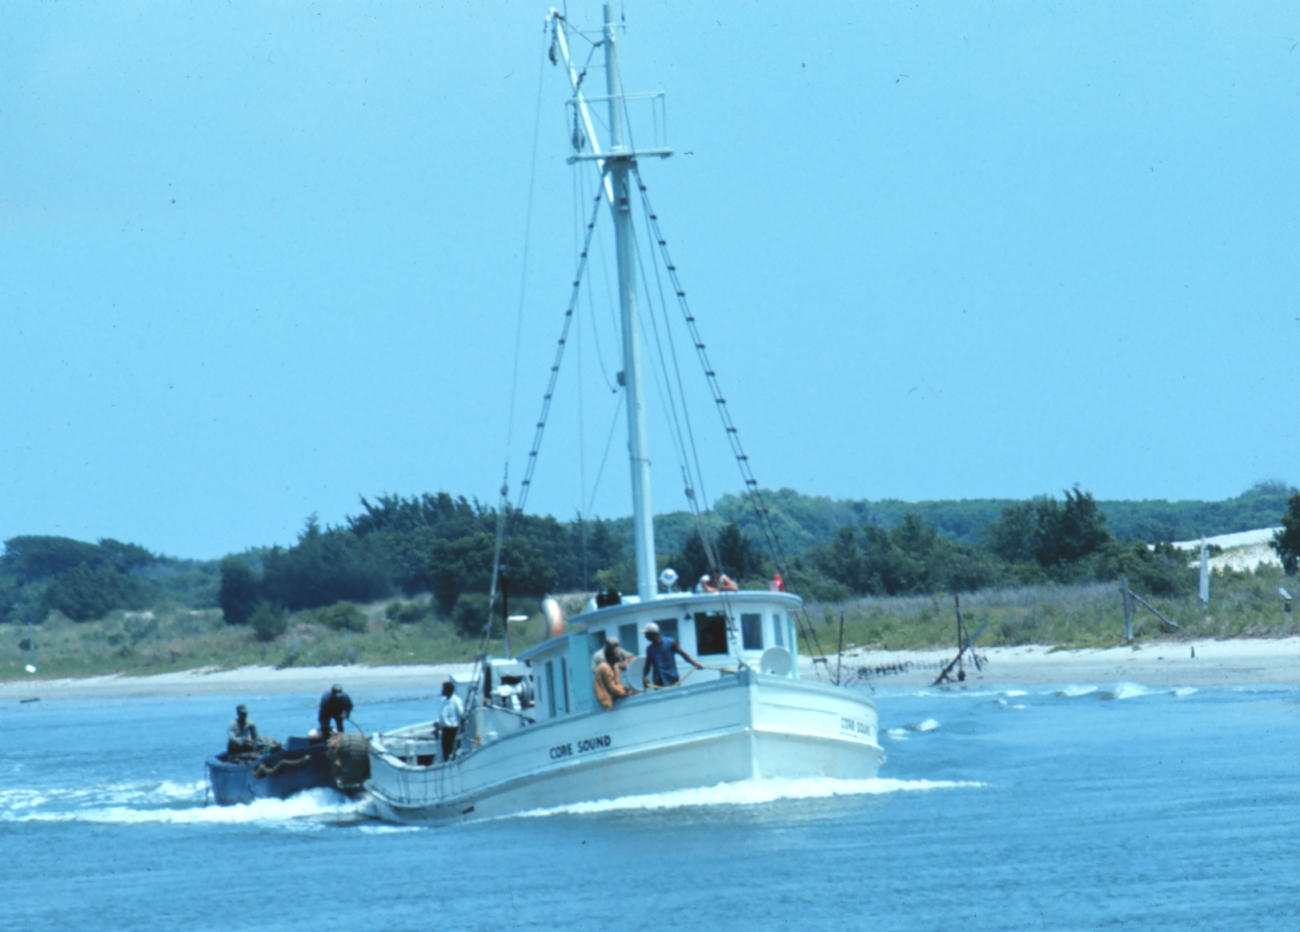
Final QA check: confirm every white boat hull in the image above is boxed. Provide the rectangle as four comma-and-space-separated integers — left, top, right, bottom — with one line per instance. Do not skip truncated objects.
366, 669, 884, 824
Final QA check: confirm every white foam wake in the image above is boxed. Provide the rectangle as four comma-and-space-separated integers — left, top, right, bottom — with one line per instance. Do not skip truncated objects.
510, 777, 984, 819
1, 787, 370, 827
0, 779, 207, 812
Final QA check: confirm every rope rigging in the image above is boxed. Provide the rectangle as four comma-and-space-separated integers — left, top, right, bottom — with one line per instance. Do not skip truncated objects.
631, 165, 831, 672
620, 98, 722, 573
512, 184, 606, 520
466, 178, 608, 733
630, 194, 722, 578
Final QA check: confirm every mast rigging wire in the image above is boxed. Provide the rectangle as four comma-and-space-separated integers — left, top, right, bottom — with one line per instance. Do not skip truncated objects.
585, 390, 624, 517
468, 27, 553, 735
623, 98, 722, 578
462, 179, 608, 738
630, 205, 721, 575
631, 166, 831, 672
634, 183, 722, 572
511, 185, 606, 520
504, 25, 551, 460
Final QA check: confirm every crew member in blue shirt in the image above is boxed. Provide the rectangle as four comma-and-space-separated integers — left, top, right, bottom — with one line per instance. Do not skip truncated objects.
642, 622, 704, 688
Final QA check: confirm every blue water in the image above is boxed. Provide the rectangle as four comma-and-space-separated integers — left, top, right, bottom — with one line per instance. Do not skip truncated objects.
3, 680, 1298, 931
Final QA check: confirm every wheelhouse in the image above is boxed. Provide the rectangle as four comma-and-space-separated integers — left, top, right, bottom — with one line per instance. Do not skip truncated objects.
518, 590, 803, 721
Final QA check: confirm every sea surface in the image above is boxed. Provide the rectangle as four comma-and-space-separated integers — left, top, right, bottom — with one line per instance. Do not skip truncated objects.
3, 678, 1298, 931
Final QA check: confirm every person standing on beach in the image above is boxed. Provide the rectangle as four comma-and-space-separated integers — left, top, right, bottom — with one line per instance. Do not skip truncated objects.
438, 681, 464, 761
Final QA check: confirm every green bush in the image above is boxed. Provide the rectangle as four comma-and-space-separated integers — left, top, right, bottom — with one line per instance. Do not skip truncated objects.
262, 519, 391, 612
250, 602, 288, 642
42, 562, 147, 622
309, 601, 367, 633
451, 593, 493, 638
385, 600, 433, 625
219, 557, 261, 625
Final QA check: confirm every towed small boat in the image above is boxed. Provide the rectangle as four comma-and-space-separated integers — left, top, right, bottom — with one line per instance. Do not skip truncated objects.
205, 733, 370, 806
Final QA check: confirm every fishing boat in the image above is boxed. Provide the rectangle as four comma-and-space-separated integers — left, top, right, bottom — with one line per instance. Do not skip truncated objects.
365, 4, 885, 825
206, 734, 369, 806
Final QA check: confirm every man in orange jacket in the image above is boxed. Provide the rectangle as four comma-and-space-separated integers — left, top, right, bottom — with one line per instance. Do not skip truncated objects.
593, 637, 639, 711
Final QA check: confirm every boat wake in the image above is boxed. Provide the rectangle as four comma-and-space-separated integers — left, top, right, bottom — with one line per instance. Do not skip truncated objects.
0, 784, 372, 827
508, 777, 984, 820
0, 778, 206, 813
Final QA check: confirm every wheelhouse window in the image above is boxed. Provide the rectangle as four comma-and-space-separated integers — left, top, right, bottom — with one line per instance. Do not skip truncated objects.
694, 612, 729, 656
772, 612, 785, 648
741, 613, 763, 651
619, 623, 639, 654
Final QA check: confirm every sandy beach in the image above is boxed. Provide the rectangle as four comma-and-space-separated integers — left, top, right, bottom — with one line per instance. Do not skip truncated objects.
3, 637, 1298, 701
0, 661, 478, 702
840, 636, 1300, 688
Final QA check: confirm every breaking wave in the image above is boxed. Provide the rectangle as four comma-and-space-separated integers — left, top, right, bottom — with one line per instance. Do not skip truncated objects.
1096, 683, 1155, 701
906, 718, 940, 732
509, 776, 985, 819
1054, 685, 1098, 698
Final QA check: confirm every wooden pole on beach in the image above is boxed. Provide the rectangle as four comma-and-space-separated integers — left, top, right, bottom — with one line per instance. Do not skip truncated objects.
1121, 577, 1133, 642
1199, 537, 1210, 608
835, 611, 846, 685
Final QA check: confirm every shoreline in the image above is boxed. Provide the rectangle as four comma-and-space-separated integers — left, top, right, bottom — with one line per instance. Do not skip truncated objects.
839, 636, 1300, 688
3, 637, 1298, 701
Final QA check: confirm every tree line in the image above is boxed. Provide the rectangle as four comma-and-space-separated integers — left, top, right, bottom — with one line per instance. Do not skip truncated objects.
4, 484, 1299, 631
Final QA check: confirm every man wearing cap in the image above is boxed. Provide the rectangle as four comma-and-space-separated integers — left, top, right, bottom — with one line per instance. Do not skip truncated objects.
590, 638, 634, 674
317, 684, 353, 740
227, 704, 260, 755
593, 638, 639, 711
642, 622, 704, 689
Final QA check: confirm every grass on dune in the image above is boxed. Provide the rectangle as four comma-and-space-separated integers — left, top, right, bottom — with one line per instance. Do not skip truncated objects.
2, 568, 1296, 681
800, 564, 1299, 654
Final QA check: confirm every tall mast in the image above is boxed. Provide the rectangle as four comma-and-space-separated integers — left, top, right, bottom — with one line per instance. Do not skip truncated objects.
602, 3, 657, 601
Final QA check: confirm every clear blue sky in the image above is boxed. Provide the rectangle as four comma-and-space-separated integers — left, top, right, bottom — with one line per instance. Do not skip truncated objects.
2, 1, 1297, 560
